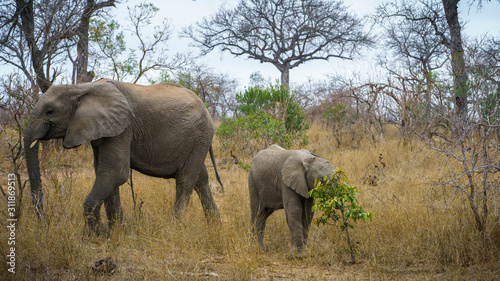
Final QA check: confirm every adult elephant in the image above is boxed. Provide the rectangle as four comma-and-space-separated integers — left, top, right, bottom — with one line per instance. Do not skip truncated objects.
24, 79, 223, 235
248, 145, 335, 257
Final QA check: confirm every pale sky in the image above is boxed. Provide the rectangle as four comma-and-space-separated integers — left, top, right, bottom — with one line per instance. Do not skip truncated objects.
2, 0, 499, 88
115, 0, 498, 88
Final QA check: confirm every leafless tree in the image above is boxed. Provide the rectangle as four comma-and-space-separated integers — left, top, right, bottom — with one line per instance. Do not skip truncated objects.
183, 0, 373, 88
376, 0, 449, 121
89, 3, 187, 84
0, 0, 116, 90
171, 64, 239, 118
0, 0, 84, 92
376, 0, 498, 120
297, 76, 388, 147
373, 7, 499, 231
472, 36, 500, 90
0, 74, 39, 219
441, 0, 468, 118
75, 0, 116, 83
441, 0, 499, 119
427, 40, 499, 231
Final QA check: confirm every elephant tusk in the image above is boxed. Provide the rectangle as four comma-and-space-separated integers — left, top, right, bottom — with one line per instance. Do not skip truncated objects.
30, 140, 38, 148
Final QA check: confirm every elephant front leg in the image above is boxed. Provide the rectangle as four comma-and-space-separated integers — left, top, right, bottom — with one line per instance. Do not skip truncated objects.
83, 195, 107, 236
84, 135, 130, 236
284, 198, 307, 257
104, 187, 123, 229
84, 182, 126, 236
286, 215, 306, 257
301, 197, 315, 245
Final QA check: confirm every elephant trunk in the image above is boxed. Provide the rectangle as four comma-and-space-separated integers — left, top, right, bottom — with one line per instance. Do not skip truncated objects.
24, 123, 47, 217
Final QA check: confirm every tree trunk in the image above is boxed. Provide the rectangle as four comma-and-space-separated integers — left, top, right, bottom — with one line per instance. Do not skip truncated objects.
76, 0, 115, 83
280, 67, 290, 90
16, 0, 52, 92
423, 66, 432, 121
76, 5, 92, 84
442, 0, 468, 119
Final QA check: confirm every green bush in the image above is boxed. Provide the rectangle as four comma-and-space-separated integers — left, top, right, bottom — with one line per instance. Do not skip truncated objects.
236, 84, 308, 133
310, 169, 372, 263
217, 84, 308, 156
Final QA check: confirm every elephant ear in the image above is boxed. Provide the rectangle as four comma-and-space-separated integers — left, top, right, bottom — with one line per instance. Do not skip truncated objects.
281, 152, 314, 198
63, 81, 133, 148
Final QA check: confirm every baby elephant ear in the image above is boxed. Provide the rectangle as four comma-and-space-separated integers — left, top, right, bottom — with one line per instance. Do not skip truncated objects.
281, 152, 313, 198
63, 81, 133, 148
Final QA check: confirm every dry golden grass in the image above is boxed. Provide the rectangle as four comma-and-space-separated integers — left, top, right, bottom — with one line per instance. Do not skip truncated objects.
1, 124, 500, 280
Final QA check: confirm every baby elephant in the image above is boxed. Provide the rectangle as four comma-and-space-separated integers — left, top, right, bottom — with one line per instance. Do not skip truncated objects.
248, 144, 335, 257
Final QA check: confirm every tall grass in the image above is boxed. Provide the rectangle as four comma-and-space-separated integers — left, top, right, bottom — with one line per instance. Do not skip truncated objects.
1, 124, 499, 280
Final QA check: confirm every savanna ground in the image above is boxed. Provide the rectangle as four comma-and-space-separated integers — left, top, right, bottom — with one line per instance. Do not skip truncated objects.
1, 123, 500, 280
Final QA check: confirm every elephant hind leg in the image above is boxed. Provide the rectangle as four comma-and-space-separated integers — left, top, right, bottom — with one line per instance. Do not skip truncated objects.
194, 165, 220, 222
173, 164, 200, 220
173, 178, 194, 220
251, 206, 274, 252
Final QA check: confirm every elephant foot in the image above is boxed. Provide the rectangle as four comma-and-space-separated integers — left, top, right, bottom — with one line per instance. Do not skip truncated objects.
206, 209, 221, 224
287, 253, 306, 260
287, 249, 308, 260
258, 244, 267, 253
83, 221, 111, 238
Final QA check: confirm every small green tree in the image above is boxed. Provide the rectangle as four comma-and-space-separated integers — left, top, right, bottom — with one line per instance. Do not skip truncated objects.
217, 112, 293, 157
216, 83, 308, 156
236, 84, 308, 134
309, 169, 372, 264
89, 18, 133, 81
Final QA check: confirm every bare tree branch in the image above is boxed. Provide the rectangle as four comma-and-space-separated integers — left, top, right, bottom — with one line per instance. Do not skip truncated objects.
183, 0, 373, 88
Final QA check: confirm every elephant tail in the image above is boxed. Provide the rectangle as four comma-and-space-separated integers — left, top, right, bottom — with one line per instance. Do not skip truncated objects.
209, 145, 224, 193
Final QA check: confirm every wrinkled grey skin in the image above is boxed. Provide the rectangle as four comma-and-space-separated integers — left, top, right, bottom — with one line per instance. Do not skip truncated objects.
248, 145, 335, 257
24, 79, 222, 235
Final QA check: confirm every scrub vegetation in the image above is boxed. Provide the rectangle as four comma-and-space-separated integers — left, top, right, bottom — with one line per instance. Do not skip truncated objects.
1, 123, 499, 280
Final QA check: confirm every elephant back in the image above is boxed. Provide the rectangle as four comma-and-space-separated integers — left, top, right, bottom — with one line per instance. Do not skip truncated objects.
250, 145, 291, 194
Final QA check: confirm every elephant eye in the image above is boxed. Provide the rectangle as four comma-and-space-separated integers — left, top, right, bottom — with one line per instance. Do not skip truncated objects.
46, 109, 54, 116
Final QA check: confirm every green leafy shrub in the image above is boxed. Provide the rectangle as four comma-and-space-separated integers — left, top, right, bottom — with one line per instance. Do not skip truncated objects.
217, 111, 305, 157
310, 169, 372, 263
236, 84, 308, 133
216, 84, 308, 156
